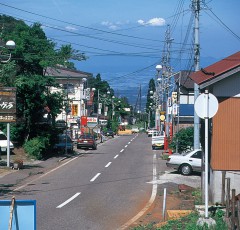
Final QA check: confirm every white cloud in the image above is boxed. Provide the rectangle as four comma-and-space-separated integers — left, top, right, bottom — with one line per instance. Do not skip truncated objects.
137, 17, 165, 26
101, 20, 130, 30
101, 21, 119, 30
65, 26, 78, 31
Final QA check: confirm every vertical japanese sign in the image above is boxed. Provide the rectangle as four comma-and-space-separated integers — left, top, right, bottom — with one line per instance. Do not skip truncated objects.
0, 87, 17, 123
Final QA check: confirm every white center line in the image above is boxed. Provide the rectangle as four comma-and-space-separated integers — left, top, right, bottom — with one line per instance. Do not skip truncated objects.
90, 173, 101, 182
125, 145, 128, 148
120, 149, 124, 152
114, 154, 119, 159
56, 192, 81, 208
128, 142, 131, 144
105, 162, 112, 168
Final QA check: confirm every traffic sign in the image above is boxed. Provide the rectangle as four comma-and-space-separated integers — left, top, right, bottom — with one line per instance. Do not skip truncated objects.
194, 92, 218, 119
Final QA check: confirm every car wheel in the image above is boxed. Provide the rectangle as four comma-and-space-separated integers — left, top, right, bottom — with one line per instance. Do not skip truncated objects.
179, 164, 192, 176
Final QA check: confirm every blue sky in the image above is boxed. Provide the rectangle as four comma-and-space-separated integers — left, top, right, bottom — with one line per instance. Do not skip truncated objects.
0, 0, 239, 106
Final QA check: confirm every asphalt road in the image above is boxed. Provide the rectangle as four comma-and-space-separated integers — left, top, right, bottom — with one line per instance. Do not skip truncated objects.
6, 134, 157, 230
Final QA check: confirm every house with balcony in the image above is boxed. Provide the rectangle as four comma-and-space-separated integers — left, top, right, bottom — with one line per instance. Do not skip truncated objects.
44, 66, 93, 137
190, 51, 240, 203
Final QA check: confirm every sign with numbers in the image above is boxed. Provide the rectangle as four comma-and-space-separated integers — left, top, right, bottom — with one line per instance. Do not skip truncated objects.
0, 87, 16, 123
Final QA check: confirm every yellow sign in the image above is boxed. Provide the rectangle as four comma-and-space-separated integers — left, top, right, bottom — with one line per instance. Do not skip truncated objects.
160, 115, 165, 121
71, 104, 78, 116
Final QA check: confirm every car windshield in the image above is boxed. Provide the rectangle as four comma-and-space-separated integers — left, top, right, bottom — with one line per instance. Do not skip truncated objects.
182, 151, 193, 156
0, 134, 7, 140
80, 134, 93, 139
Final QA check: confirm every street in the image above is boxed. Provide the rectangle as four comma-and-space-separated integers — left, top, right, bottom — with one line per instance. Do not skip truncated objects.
3, 134, 159, 230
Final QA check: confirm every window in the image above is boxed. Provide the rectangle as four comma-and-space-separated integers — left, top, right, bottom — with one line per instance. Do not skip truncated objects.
63, 84, 75, 94
191, 151, 202, 159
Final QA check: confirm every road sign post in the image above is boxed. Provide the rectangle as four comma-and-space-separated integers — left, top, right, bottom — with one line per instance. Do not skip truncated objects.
195, 90, 218, 219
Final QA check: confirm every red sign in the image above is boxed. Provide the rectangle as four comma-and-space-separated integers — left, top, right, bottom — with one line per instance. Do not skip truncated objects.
87, 91, 94, 106
81, 116, 87, 126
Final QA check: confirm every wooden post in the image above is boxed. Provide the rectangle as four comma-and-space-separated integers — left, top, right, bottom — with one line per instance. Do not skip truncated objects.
8, 196, 15, 230
237, 200, 240, 230
226, 178, 230, 217
221, 171, 226, 205
231, 189, 236, 229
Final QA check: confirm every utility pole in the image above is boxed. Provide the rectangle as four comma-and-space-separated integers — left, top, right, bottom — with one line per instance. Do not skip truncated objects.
193, 0, 200, 150
163, 24, 173, 138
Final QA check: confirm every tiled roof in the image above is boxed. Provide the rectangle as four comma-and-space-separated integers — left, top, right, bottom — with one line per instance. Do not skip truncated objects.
44, 66, 92, 78
190, 51, 240, 85
174, 70, 194, 89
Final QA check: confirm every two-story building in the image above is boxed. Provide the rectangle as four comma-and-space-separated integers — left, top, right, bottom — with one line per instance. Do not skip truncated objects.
45, 66, 93, 138
190, 51, 240, 203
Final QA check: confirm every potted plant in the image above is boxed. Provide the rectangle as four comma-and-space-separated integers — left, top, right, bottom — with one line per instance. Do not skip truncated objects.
13, 159, 23, 170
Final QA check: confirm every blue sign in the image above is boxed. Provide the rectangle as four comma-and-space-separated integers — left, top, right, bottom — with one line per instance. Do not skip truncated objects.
0, 199, 36, 230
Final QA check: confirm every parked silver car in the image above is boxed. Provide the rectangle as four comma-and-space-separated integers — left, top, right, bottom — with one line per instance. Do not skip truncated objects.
166, 149, 202, 175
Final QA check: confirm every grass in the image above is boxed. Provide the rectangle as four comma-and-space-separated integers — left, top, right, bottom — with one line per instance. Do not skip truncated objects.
131, 210, 228, 230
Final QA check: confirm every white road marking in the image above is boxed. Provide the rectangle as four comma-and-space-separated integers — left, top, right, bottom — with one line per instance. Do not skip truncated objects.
105, 162, 112, 168
90, 173, 101, 182
14, 156, 79, 192
119, 154, 158, 230
128, 142, 131, 144
120, 149, 124, 153
56, 192, 81, 208
114, 154, 119, 159
125, 145, 128, 148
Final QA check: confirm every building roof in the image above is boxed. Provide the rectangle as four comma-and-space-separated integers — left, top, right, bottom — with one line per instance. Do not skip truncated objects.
44, 66, 93, 79
190, 51, 240, 87
174, 70, 194, 90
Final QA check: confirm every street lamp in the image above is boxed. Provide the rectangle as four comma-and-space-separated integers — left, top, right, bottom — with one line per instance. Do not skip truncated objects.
0, 40, 16, 63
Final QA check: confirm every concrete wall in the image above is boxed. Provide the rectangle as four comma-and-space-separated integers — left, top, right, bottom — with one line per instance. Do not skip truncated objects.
209, 169, 240, 203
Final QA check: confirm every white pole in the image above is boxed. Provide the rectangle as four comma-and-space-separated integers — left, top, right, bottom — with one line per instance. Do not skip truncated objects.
7, 123, 10, 167
162, 188, 167, 221
204, 90, 209, 218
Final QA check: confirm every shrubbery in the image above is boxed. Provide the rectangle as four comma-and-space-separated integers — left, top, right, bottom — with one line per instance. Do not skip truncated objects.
23, 136, 50, 160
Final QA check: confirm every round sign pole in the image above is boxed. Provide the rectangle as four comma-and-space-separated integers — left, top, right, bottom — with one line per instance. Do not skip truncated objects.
194, 89, 218, 219
204, 90, 209, 218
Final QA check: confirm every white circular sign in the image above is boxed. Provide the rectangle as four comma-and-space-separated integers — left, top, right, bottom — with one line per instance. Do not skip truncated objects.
194, 93, 218, 119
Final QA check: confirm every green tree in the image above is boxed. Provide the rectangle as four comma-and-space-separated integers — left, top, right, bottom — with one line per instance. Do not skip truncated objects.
169, 126, 194, 153
0, 15, 86, 150
145, 78, 156, 128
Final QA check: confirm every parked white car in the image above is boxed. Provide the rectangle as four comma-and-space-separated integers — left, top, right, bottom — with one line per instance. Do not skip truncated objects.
0, 130, 14, 152
166, 149, 202, 175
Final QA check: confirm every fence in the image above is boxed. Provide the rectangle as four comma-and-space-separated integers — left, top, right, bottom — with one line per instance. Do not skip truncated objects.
224, 177, 240, 230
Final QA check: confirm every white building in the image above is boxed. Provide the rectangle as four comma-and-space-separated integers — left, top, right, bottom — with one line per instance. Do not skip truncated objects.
44, 66, 93, 129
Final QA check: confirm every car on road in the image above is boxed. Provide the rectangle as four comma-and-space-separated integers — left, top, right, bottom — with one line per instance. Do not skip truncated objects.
131, 127, 139, 134
77, 134, 97, 150
147, 128, 157, 137
53, 134, 74, 153
104, 129, 115, 137
166, 149, 202, 175
0, 130, 14, 152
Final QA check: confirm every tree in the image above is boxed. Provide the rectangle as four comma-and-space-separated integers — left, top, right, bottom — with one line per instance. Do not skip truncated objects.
0, 15, 86, 147
145, 78, 156, 127
169, 127, 194, 153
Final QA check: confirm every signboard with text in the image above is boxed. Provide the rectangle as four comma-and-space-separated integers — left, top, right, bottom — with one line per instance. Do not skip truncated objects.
0, 87, 17, 123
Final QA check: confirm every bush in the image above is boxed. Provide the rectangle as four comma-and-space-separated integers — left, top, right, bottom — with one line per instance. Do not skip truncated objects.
23, 136, 50, 160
